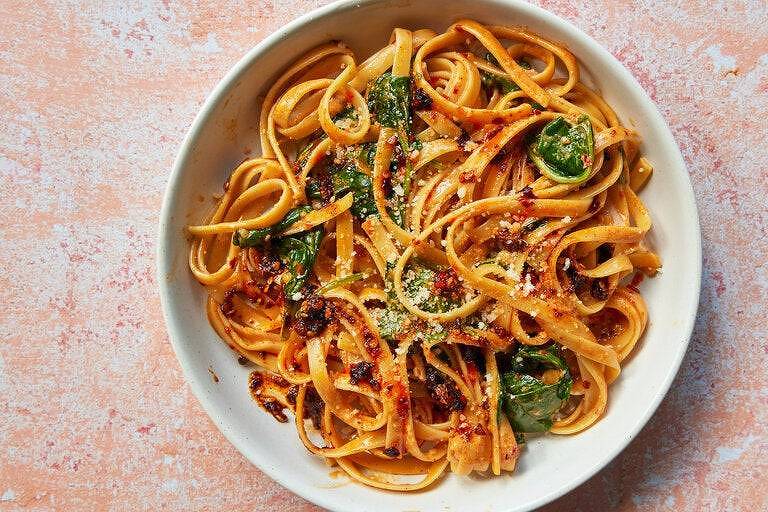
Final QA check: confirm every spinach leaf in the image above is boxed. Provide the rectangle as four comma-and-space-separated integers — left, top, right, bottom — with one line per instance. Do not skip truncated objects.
367, 72, 411, 132
233, 206, 313, 247
528, 115, 594, 184
315, 272, 366, 295
231, 205, 323, 301
307, 161, 377, 220
480, 53, 535, 94
275, 227, 323, 301
500, 345, 572, 433
355, 143, 407, 226
358, 142, 377, 167
233, 226, 272, 247
484, 53, 532, 70
330, 162, 377, 220
305, 179, 325, 202
368, 71, 416, 196
480, 70, 520, 94
511, 345, 568, 373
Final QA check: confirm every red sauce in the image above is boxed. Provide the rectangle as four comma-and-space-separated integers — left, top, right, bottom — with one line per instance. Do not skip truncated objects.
519, 186, 536, 208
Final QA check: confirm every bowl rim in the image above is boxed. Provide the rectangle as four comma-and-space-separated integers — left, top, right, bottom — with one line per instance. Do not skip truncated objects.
157, 0, 702, 510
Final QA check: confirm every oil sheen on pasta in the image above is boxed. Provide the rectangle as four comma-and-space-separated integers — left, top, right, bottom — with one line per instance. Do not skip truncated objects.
187, 20, 660, 490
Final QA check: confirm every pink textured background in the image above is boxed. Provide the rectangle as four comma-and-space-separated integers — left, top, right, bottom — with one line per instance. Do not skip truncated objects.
1, 0, 766, 510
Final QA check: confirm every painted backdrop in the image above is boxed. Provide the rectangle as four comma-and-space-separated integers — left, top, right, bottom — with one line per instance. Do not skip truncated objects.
1, 1, 766, 510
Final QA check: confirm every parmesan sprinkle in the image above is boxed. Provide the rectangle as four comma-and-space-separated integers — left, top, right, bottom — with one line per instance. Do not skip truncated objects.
563, 258, 571, 271
521, 273, 535, 296
457, 186, 467, 199
435, 181, 451, 196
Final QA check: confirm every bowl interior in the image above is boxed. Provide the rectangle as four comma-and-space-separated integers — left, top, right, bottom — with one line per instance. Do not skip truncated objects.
158, 1, 700, 511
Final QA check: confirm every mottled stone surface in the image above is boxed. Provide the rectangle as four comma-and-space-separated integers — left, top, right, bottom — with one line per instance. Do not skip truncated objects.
1, 0, 766, 510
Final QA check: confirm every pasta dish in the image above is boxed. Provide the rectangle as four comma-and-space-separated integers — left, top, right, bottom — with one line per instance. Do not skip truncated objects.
187, 19, 659, 490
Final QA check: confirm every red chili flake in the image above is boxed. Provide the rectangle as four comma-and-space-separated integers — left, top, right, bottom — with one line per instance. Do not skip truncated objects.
293, 295, 335, 337
362, 329, 381, 359
484, 125, 503, 141
456, 130, 471, 147
454, 419, 474, 440
286, 385, 299, 405
255, 251, 283, 278
383, 447, 400, 457
262, 399, 288, 423
412, 88, 432, 110
496, 228, 527, 252
459, 170, 477, 183
349, 361, 374, 386
519, 186, 536, 208
433, 268, 463, 302
221, 289, 237, 318
303, 387, 324, 429
425, 366, 466, 412
249, 372, 264, 390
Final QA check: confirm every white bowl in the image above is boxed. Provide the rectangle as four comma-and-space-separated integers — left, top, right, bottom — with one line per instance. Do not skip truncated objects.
157, 1, 701, 510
